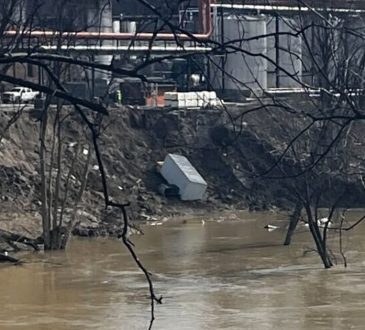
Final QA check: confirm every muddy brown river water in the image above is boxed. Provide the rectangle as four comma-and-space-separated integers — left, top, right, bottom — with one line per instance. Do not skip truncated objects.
1, 211, 365, 329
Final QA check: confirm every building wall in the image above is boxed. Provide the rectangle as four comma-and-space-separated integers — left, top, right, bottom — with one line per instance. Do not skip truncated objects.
25, 0, 112, 31
112, 0, 190, 16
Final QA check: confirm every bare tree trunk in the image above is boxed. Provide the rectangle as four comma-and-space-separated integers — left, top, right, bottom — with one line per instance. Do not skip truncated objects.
305, 205, 333, 268
47, 106, 58, 244
39, 107, 51, 250
52, 104, 63, 249
284, 201, 302, 245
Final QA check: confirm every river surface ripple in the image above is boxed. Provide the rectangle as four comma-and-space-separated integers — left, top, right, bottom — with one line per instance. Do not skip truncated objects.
1, 211, 365, 330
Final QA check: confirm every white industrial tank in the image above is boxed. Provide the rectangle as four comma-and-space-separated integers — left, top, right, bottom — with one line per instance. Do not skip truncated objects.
266, 16, 302, 88
212, 15, 268, 97
120, 21, 137, 33
86, 0, 113, 81
113, 20, 120, 33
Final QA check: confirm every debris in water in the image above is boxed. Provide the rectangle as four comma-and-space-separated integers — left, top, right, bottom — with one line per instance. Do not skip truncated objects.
264, 224, 279, 232
150, 222, 163, 226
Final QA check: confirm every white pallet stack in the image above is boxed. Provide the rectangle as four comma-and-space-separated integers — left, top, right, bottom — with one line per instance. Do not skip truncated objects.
164, 91, 222, 109
164, 92, 186, 108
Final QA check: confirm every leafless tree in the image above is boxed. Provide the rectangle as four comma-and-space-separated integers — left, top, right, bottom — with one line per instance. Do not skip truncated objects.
3, 0, 365, 328
201, 3, 365, 268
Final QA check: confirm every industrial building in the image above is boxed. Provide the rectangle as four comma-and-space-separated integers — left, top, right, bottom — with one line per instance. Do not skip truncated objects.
4, 0, 365, 103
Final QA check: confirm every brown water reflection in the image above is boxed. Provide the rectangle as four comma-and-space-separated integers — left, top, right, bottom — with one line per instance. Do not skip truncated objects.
1, 211, 365, 329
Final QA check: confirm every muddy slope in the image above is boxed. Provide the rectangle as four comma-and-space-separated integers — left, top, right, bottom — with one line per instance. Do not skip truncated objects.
0, 101, 363, 237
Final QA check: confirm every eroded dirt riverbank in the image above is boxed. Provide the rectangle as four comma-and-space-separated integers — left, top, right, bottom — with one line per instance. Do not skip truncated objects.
1, 99, 364, 243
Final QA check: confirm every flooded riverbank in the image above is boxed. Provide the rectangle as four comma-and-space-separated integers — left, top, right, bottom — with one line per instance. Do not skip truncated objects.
1, 211, 365, 329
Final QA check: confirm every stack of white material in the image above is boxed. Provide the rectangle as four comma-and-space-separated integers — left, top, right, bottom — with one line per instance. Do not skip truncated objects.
185, 92, 198, 108
164, 91, 222, 108
160, 154, 208, 201
164, 92, 186, 108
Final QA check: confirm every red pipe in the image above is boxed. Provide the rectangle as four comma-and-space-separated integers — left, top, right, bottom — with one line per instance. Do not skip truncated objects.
4, 0, 212, 41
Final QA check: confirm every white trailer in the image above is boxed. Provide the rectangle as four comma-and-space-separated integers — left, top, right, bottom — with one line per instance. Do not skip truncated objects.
160, 154, 207, 201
